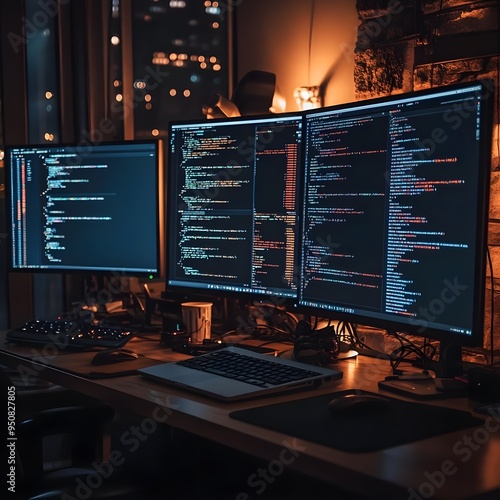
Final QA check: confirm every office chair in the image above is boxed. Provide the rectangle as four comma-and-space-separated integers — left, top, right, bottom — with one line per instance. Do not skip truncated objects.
1, 367, 141, 499
202, 70, 286, 118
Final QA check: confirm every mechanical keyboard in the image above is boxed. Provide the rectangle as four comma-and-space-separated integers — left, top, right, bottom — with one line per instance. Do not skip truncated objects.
6, 319, 134, 349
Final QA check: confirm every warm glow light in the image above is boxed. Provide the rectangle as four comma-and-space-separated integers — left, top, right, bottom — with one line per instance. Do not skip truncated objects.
144, 94, 152, 102
152, 56, 169, 65
209, 56, 217, 63
271, 92, 287, 114
170, 53, 177, 60
134, 80, 146, 89
169, 89, 177, 96
493, 123, 500, 168
113, 80, 121, 87
152, 129, 159, 136
111, 36, 120, 45
45, 91, 53, 99
183, 89, 191, 97
212, 22, 219, 28
200, 62, 207, 69
293, 86, 322, 110
145, 103, 152, 110
153, 51, 170, 65
44, 133, 54, 141
213, 64, 221, 71
198, 56, 205, 62
115, 94, 123, 102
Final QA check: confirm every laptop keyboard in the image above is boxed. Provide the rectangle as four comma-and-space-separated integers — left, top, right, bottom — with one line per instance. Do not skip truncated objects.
178, 348, 321, 387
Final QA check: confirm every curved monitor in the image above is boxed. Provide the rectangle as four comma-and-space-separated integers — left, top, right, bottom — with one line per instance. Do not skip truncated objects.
166, 113, 303, 304
299, 80, 493, 348
7, 140, 165, 278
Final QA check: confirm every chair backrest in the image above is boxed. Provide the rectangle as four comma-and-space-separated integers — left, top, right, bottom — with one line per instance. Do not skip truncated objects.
231, 70, 277, 116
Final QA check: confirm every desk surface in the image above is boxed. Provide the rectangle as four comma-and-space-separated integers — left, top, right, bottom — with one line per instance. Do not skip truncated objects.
1, 333, 499, 499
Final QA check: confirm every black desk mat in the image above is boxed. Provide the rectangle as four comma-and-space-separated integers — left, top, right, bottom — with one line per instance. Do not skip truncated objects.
229, 389, 483, 453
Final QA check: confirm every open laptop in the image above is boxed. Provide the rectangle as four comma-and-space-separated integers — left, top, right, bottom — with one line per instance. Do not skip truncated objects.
138, 346, 343, 401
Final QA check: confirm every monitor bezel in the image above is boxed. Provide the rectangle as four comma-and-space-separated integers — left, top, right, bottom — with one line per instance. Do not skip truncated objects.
5, 139, 165, 279
297, 79, 494, 348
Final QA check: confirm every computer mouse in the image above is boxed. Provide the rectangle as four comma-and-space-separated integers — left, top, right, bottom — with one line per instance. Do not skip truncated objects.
91, 348, 139, 366
327, 393, 391, 416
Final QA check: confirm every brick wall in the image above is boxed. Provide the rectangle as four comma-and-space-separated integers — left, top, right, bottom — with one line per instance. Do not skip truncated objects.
354, 0, 500, 354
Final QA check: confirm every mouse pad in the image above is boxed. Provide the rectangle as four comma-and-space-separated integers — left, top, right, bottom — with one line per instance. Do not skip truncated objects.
31, 351, 165, 379
229, 389, 483, 453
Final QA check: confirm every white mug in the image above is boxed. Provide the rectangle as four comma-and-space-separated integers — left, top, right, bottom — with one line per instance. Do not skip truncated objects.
181, 302, 213, 343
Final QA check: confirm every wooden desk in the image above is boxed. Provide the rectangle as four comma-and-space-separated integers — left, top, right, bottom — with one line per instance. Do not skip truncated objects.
1, 333, 499, 499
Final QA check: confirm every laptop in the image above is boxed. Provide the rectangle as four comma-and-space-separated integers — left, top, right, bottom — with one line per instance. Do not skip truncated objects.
138, 346, 343, 401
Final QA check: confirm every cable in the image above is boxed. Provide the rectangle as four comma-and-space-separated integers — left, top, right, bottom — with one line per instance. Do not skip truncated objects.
247, 302, 298, 335
307, 0, 315, 85
387, 330, 437, 373
335, 321, 381, 353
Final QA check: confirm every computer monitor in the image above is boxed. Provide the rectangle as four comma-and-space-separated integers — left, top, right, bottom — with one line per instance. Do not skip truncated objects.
300, 80, 494, 376
166, 112, 303, 306
7, 140, 165, 278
